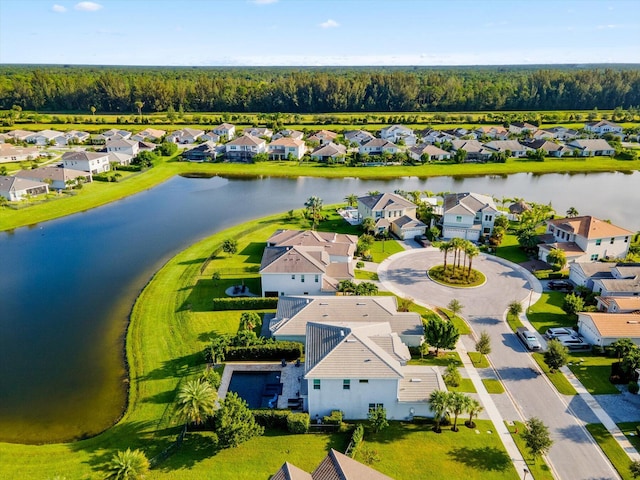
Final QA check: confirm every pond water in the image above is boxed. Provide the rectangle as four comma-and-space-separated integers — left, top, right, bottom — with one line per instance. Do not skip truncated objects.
1, 171, 638, 443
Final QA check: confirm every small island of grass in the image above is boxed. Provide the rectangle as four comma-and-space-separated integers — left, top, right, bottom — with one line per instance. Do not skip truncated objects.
428, 264, 486, 287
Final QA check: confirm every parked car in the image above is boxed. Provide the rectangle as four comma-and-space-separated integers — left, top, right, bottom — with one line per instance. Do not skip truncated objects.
545, 327, 575, 339
554, 335, 590, 350
547, 280, 573, 292
414, 234, 430, 247
516, 327, 542, 351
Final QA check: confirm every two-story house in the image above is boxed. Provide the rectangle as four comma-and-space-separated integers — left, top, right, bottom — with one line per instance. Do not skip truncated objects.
212, 123, 236, 141
268, 137, 306, 160
357, 193, 426, 239
380, 124, 416, 146
105, 138, 139, 157
440, 192, 498, 241
62, 151, 111, 175
225, 134, 267, 162
358, 139, 399, 157
539, 216, 633, 264
166, 128, 204, 144
307, 130, 338, 146
344, 129, 375, 146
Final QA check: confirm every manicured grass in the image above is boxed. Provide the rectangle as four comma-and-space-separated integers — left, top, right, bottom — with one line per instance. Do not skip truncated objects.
355, 270, 379, 281
428, 265, 486, 288
618, 422, 640, 452
468, 352, 490, 368
567, 353, 620, 395
506, 313, 524, 332
586, 423, 636, 480
448, 378, 477, 393
482, 379, 505, 394
408, 351, 463, 368
354, 420, 518, 480
495, 233, 530, 264
532, 353, 577, 396
438, 307, 472, 335
505, 422, 554, 480
368, 239, 404, 263
527, 291, 573, 335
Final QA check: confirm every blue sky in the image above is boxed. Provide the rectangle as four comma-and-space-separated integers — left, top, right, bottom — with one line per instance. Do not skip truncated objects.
1, 0, 639, 66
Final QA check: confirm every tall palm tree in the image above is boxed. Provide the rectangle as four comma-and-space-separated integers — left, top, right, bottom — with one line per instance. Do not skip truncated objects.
439, 241, 452, 270
105, 448, 150, 480
429, 390, 451, 433
409, 190, 422, 204
566, 206, 579, 218
361, 216, 375, 235
344, 193, 358, 207
450, 238, 465, 272
466, 398, 484, 428
304, 196, 323, 230
175, 380, 217, 426
465, 244, 480, 276
449, 392, 470, 432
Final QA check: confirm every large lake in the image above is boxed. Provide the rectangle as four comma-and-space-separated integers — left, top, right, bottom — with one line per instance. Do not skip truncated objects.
1, 171, 638, 443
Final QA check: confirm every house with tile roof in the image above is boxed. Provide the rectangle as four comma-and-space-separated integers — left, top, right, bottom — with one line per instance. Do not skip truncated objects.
569, 261, 618, 289
508, 122, 537, 135
0, 143, 40, 163
225, 134, 267, 162
64, 130, 91, 144
520, 139, 573, 157
591, 265, 640, 298
303, 321, 443, 420
484, 140, 531, 158
419, 128, 457, 145
166, 128, 204, 144
131, 128, 166, 142
408, 144, 451, 162
105, 138, 139, 157
272, 129, 304, 141
450, 139, 493, 162
577, 312, 640, 347
344, 129, 375, 146
596, 296, 640, 314
359, 138, 399, 156
441, 192, 498, 241
5, 129, 35, 142
269, 295, 424, 347
546, 126, 579, 140
268, 137, 307, 160
357, 192, 426, 239
62, 151, 111, 174
307, 130, 338, 146
212, 123, 236, 140
181, 141, 221, 162
539, 216, 633, 264
566, 139, 615, 156
380, 124, 416, 146
0, 176, 49, 201
16, 166, 90, 190
310, 142, 347, 162
243, 127, 273, 139
474, 125, 509, 140
272, 449, 393, 480
584, 120, 623, 136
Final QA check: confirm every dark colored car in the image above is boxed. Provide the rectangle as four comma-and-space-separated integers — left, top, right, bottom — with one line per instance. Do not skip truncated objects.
414, 235, 430, 247
548, 280, 573, 292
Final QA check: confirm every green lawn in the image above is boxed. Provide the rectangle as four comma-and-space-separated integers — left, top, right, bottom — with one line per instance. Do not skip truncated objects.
506, 313, 524, 332
408, 351, 463, 368
483, 379, 505, 394
618, 422, 640, 452
353, 420, 518, 480
495, 233, 530, 264
355, 270, 379, 281
527, 291, 573, 335
437, 307, 472, 335
505, 422, 554, 480
448, 378, 477, 393
586, 423, 636, 480
468, 352, 490, 368
567, 353, 620, 395
368, 239, 404, 263
532, 353, 577, 396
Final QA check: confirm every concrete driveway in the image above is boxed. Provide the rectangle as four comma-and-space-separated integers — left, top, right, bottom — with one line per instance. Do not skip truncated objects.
380, 249, 619, 480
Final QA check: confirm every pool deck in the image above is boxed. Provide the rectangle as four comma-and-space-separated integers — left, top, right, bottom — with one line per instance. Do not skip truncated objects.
218, 361, 305, 410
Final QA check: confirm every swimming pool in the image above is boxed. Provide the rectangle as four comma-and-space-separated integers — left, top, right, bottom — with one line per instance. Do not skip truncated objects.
227, 371, 283, 409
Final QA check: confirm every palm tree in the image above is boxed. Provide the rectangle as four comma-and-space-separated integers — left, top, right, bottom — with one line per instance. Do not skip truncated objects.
344, 193, 358, 207
450, 238, 465, 272
175, 380, 216, 426
439, 241, 452, 270
361, 216, 375, 235
449, 392, 470, 432
566, 206, 579, 218
105, 448, 150, 480
304, 196, 323, 230
366, 190, 381, 196
355, 281, 379, 296
429, 390, 451, 433
465, 244, 480, 276
465, 398, 483, 428
409, 190, 422, 204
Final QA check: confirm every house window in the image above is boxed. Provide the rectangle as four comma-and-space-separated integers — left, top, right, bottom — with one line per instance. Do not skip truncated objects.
291, 275, 295, 280
359, 379, 369, 384
610, 238, 615, 244
343, 380, 350, 390
301, 275, 305, 283
483, 228, 490, 234
313, 379, 321, 390
315, 275, 319, 283
456, 216, 462, 223
368, 403, 384, 411
591, 254, 599, 261
595, 239, 601, 246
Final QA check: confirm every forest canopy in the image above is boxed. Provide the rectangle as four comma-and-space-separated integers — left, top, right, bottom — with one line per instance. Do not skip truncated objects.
0, 64, 639, 114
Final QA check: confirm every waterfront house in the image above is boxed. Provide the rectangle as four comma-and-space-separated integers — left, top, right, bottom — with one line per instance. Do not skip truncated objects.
567, 139, 615, 156
182, 141, 219, 162
268, 137, 307, 160
62, 151, 111, 174
441, 192, 498, 240
408, 144, 451, 162
16, 166, 90, 190
520, 139, 573, 157
357, 192, 426, 239
584, 120, 623, 136
358, 138, 399, 156
310, 142, 347, 162
0, 176, 49, 201
450, 139, 493, 162
224, 134, 267, 162
484, 140, 531, 158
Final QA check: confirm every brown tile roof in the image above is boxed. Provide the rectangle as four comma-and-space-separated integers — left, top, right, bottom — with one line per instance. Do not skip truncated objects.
226, 134, 265, 146
546, 216, 633, 239
269, 137, 305, 147
581, 312, 640, 337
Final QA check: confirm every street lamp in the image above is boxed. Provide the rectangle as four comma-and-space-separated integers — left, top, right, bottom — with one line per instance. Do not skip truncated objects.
523, 467, 529, 480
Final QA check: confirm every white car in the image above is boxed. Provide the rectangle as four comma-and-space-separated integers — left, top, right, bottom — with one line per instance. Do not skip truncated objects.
517, 327, 542, 351
545, 327, 574, 339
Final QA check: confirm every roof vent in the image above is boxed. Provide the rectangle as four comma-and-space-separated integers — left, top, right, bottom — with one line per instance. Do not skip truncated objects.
340, 330, 345, 336
356, 302, 366, 306
410, 378, 422, 382
319, 302, 328, 305
628, 321, 640, 324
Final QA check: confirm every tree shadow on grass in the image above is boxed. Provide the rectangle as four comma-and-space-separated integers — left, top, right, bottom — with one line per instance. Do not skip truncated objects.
448, 446, 511, 471
239, 242, 267, 263
139, 352, 204, 382
153, 432, 221, 472
363, 421, 417, 444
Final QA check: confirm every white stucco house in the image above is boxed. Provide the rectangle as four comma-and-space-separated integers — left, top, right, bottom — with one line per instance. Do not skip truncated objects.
357, 192, 426, 239
450, 140, 493, 162
62, 151, 111, 175
131, 128, 166, 142
0, 144, 40, 163
475, 126, 509, 140
307, 130, 338, 146
584, 120, 623, 136
0, 176, 49, 201
268, 137, 306, 160
344, 129, 375, 146
508, 122, 537, 135
408, 144, 451, 162
538, 216, 633, 264
484, 140, 531, 158
225, 134, 267, 162
569, 262, 619, 289
243, 127, 273, 139
303, 321, 444, 420
441, 192, 498, 241
212, 123, 236, 140
16, 166, 90, 190
26, 129, 67, 146
380, 124, 416, 145
577, 312, 640, 347
166, 128, 204, 144
596, 296, 640, 313
566, 139, 615, 157
359, 139, 399, 156
105, 138, 139, 157
591, 265, 640, 297
310, 142, 347, 162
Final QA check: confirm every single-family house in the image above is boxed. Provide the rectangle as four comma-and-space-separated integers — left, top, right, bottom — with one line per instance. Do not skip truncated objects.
520, 139, 572, 157
224, 134, 267, 162
484, 140, 531, 158
272, 129, 304, 141
567, 139, 615, 157
310, 142, 347, 163
584, 120, 623, 136
243, 127, 273, 139
212, 123, 236, 141
268, 137, 307, 160
419, 128, 456, 145
0, 143, 40, 163
539, 216, 633, 264
547, 126, 579, 141
27, 129, 67, 146
359, 139, 398, 156
15, 166, 90, 190
269, 295, 424, 347
308, 130, 338, 146
357, 192, 426, 239
344, 129, 375, 146
408, 144, 451, 162
569, 262, 617, 289
5, 129, 35, 142
182, 141, 220, 162
380, 124, 416, 145
450, 140, 493, 162
591, 265, 640, 297
475, 126, 509, 140
441, 192, 498, 241
100, 129, 132, 141
105, 138, 139, 157
508, 122, 537, 135
0, 176, 49, 201
107, 152, 133, 167
131, 128, 166, 142
166, 128, 204, 144
200, 131, 221, 143
62, 151, 111, 174
64, 130, 91, 144
272, 449, 393, 480
260, 230, 356, 297
596, 296, 640, 313
304, 321, 444, 420
577, 312, 640, 347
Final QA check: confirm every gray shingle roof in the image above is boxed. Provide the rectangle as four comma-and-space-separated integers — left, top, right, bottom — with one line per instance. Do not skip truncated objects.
397, 366, 446, 402
312, 449, 393, 480
358, 192, 415, 211
61, 151, 109, 162
260, 246, 327, 274
443, 192, 497, 215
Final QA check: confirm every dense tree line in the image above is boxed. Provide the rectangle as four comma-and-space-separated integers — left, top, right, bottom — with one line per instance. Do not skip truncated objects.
0, 65, 639, 114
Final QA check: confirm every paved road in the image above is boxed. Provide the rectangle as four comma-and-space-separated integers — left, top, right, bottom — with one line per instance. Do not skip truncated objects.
381, 249, 619, 480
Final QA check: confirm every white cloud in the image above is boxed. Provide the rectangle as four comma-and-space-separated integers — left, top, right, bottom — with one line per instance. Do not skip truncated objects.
74, 1, 103, 11
319, 19, 339, 29
252, 0, 278, 4
596, 24, 620, 29
52, 4, 67, 13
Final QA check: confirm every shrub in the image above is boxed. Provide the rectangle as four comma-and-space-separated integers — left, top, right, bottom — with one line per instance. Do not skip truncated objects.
224, 342, 303, 361
443, 362, 461, 387
629, 381, 639, 394
348, 424, 364, 457
211, 297, 278, 311
253, 409, 292, 429
287, 413, 310, 433
323, 410, 343, 425
356, 261, 365, 269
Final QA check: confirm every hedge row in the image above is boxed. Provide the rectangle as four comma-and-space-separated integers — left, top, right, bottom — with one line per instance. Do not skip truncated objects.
348, 424, 364, 458
212, 297, 278, 311
253, 410, 309, 433
224, 341, 303, 361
